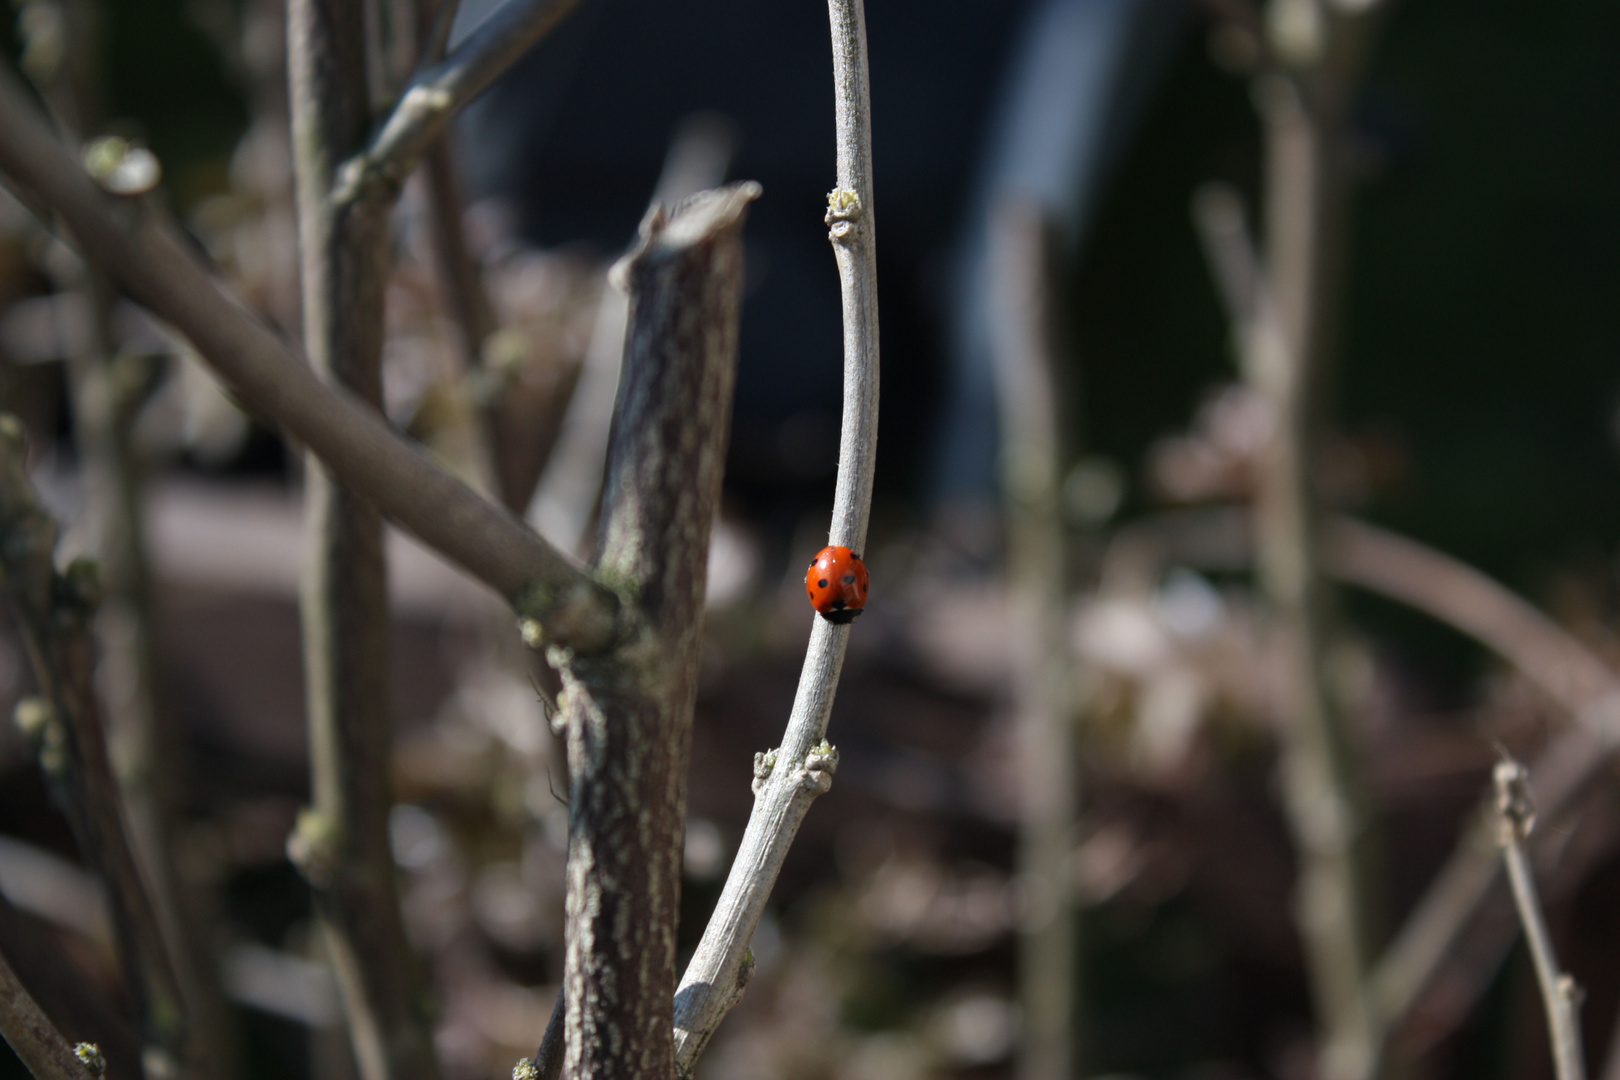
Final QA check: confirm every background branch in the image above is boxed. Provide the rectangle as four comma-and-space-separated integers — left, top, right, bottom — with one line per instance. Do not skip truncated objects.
0, 417, 186, 1067
989, 202, 1077, 1080
0, 63, 618, 650
8, 14, 234, 1067
284, 2, 440, 1077
1249, 79, 1377, 1079
671, 2, 880, 1069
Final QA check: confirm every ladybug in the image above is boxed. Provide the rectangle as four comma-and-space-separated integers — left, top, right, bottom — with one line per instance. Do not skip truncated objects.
805, 545, 869, 624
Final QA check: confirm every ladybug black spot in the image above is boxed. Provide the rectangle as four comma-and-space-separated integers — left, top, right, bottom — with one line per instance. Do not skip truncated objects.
831, 599, 845, 609
842, 575, 855, 584
818, 579, 829, 588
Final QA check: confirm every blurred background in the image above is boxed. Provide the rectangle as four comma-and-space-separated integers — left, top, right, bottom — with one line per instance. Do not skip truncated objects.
0, 0, 1618, 1078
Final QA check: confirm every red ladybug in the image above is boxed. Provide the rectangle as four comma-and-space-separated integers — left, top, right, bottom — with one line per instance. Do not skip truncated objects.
805, 545, 869, 624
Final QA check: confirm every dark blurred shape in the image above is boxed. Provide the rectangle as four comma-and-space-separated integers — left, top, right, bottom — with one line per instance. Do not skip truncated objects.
459, 0, 1084, 533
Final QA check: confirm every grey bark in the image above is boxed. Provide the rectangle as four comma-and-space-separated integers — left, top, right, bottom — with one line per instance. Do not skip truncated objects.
669, 7, 880, 1070
548, 183, 756, 1080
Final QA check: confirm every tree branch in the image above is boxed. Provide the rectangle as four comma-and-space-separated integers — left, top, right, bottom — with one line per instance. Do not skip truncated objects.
0, 62, 619, 651
0, 417, 186, 1066
1495, 756, 1587, 1080
671, 4, 880, 1070
331, 0, 583, 211
283, 2, 442, 1077
1249, 79, 1377, 1079
989, 202, 1077, 1080
1326, 519, 1615, 715
0, 944, 101, 1080
0, 889, 143, 1080
550, 182, 756, 1080
1366, 710, 1620, 1061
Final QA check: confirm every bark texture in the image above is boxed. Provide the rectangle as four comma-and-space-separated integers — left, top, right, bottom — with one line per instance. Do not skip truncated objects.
552, 183, 756, 1080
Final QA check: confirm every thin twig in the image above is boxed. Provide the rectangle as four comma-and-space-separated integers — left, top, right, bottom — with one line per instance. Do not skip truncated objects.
0, 944, 101, 1080
0, 63, 619, 650
549, 182, 756, 1080
989, 202, 1077, 1080
1495, 756, 1587, 1080
1237, 80, 1378, 1077
1327, 520, 1615, 712
1368, 713, 1620, 1057
410, 0, 507, 506
0, 416, 186, 1067
331, 0, 583, 211
670, 3, 880, 1071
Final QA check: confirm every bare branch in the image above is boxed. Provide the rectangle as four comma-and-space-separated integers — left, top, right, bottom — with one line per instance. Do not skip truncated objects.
1495, 756, 1587, 1080
68, 264, 238, 1080
989, 202, 1077, 1080
1241, 75, 1376, 1079
823, 0, 880, 555
0, 417, 186, 1066
0, 63, 619, 651
331, 0, 583, 211
0, 945, 101, 1080
672, 3, 880, 1069
0, 889, 143, 1080
285, 1, 442, 1076
552, 182, 756, 1080
1327, 519, 1615, 714
1368, 712, 1620, 1058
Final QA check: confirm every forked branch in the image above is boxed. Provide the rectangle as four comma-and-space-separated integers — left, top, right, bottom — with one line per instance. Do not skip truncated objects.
332, 0, 582, 210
